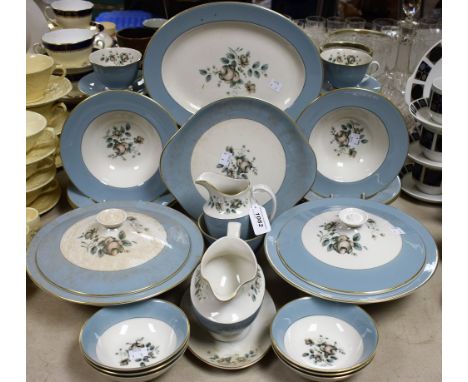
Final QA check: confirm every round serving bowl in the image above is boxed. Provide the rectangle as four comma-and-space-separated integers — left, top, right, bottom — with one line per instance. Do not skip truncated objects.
79, 299, 189, 375
271, 297, 378, 379
197, 214, 264, 252
190, 263, 265, 342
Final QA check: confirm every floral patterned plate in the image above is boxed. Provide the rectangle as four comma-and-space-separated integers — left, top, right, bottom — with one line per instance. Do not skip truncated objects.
26, 201, 203, 305
160, 97, 317, 219
143, 2, 322, 125
296, 88, 408, 198
265, 198, 438, 304
304, 176, 401, 205
61, 91, 178, 202
180, 288, 276, 370
405, 40, 442, 105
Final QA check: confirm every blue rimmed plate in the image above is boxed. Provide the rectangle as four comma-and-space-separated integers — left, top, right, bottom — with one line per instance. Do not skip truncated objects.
304, 176, 401, 205
78, 71, 146, 96
143, 2, 323, 125
264, 198, 438, 304
61, 91, 178, 202
26, 201, 203, 305
66, 183, 176, 209
160, 97, 317, 219
296, 88, 408, 198
321, 75, 381, 94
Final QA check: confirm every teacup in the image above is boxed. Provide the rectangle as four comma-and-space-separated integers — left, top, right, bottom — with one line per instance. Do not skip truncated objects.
320, 42, 380, 88
26, 111, 48, 152
429, 77, 442, 124
26, 207, 41, 233
116, 28, 155, 55
142, 18, 167, 31
411, 163, 442, 195
26, 54, 66, 102
89, 47, 142, 89
419, 125, 442, 162
27, 102, 67, 133
33, 28, 104, 69
44, 0, 94, 28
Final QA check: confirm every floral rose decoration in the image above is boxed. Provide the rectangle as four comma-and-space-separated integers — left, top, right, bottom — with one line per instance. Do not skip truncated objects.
103, 237, 124, 256
244, 81, 256, 93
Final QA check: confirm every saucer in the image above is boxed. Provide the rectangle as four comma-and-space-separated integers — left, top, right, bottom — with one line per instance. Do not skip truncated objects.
78, 71, 145, 96
26, 129, 58, 166
409, 98, 442, 132
321, 75, 381, 94
180, 289, 276, 370
27, 179, 61, 215
401, 172, 441, 204
26, 76, 73, 107
26, 158, 56, 192
407, 141, 442, 169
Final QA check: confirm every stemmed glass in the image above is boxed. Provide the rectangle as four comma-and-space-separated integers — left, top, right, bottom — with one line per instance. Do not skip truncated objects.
305, 16, 326, 49
402, 0, 422, 24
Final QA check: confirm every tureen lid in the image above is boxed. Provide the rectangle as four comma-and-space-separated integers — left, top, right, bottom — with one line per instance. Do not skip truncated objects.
190, 264, 265, 324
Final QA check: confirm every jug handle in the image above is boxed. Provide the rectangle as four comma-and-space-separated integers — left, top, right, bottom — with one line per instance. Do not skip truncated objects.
252, 184, 277, 221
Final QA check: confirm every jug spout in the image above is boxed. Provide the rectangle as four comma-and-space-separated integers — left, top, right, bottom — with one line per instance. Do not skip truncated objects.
195, 172, 250, 197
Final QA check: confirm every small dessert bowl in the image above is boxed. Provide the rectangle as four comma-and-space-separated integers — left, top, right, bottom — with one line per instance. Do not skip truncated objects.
89, 47, 142, 89
271, 297, 378, 379
190, 262, 265, 342
79, 299, 189, 379
320, 42, 379, 88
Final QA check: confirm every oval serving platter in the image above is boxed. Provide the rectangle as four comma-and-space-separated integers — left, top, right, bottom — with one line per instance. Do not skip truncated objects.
143, 2, 323, 125
61, 91, 178, 202
296, 88, 408, 198
264, 198, 439, 304
160, 97, 317, 220
26, 201, 203, 305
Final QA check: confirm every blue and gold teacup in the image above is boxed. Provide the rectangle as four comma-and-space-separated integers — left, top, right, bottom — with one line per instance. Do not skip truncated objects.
320, 42, 380, 88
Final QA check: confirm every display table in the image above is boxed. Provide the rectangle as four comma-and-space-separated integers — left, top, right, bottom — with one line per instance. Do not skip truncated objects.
27, 171, 441, 382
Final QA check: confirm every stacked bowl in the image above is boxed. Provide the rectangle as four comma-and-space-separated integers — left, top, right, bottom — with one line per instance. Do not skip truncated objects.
271, 297, 378, 381
404, 78, 442, 203
79, 299, 190, 381
26, 111, 61, 214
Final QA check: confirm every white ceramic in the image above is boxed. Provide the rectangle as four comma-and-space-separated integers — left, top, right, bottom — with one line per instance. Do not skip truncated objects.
59, 209, 168, 272
309, 107, 389, 183
195, 172, 276, 239
80, 110, 163, 189
190, 261, 265, 342
428, 77, 442, 124
26, 54, 66, 102
26, 157, 56, 192
26, 128, 58, 166
143, 18, 167, 30
26, 111, 48, 152
401, 172, 441, 204
200, 222, 258, 301
338, 208, 368, 228
411, 163, 442, 195
27, 102, 68, 135
408, 141, 442, 169
182, 288, 275, 370
35, 28, 103, 69
26, 207, 41, 233
45, 0, 94, 28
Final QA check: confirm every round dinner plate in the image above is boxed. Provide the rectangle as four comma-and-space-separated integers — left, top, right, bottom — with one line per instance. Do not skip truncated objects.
61, 91, 178, 202
265, 198, 438, 304
160, 97, 317, 219
296, 88, 408, 198
405, 40, 442, 105
144, 2, 323, 125
27, 201, 203, 305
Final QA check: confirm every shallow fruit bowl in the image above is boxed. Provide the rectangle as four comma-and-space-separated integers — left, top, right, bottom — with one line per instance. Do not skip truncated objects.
270, 297, 378, 376
79, 299, 190, 374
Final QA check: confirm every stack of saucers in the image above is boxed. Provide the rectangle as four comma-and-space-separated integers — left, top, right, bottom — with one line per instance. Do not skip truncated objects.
271, 297, 378, 381
79, 299, 190, 381
26, 111, 61, 214
404, 79, 442, 204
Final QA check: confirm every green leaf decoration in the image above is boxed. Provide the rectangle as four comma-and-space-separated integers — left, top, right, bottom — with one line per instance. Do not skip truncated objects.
91, 246, 97, 254
361, 139, 368, 143
322, 239, 330, 246
354, 242, 362, 250
125, 123, 130, 130
353, 233, 361, 241
199, 69, 207, 75
227, 53, 235, 59
327, 244, 333, 251
119, 231, 126, 240
206, 74, 211, 82
261, 64, 268, 70
221, 57, 229, 64
254, 71, 260, 78
107, 143, 113, 148
252, 61, 260, 69
247, 69, 252, 76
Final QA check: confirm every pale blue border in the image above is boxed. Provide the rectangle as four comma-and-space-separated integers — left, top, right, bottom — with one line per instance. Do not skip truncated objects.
26, 201, 203, 305
61, 91, 178, 202
78, 72, 145, 96
271, 297, 378, 364
143, 2, 323, 124
264, 198, 438, 304
160, 97, 317, 219
296, 88, 408, 198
